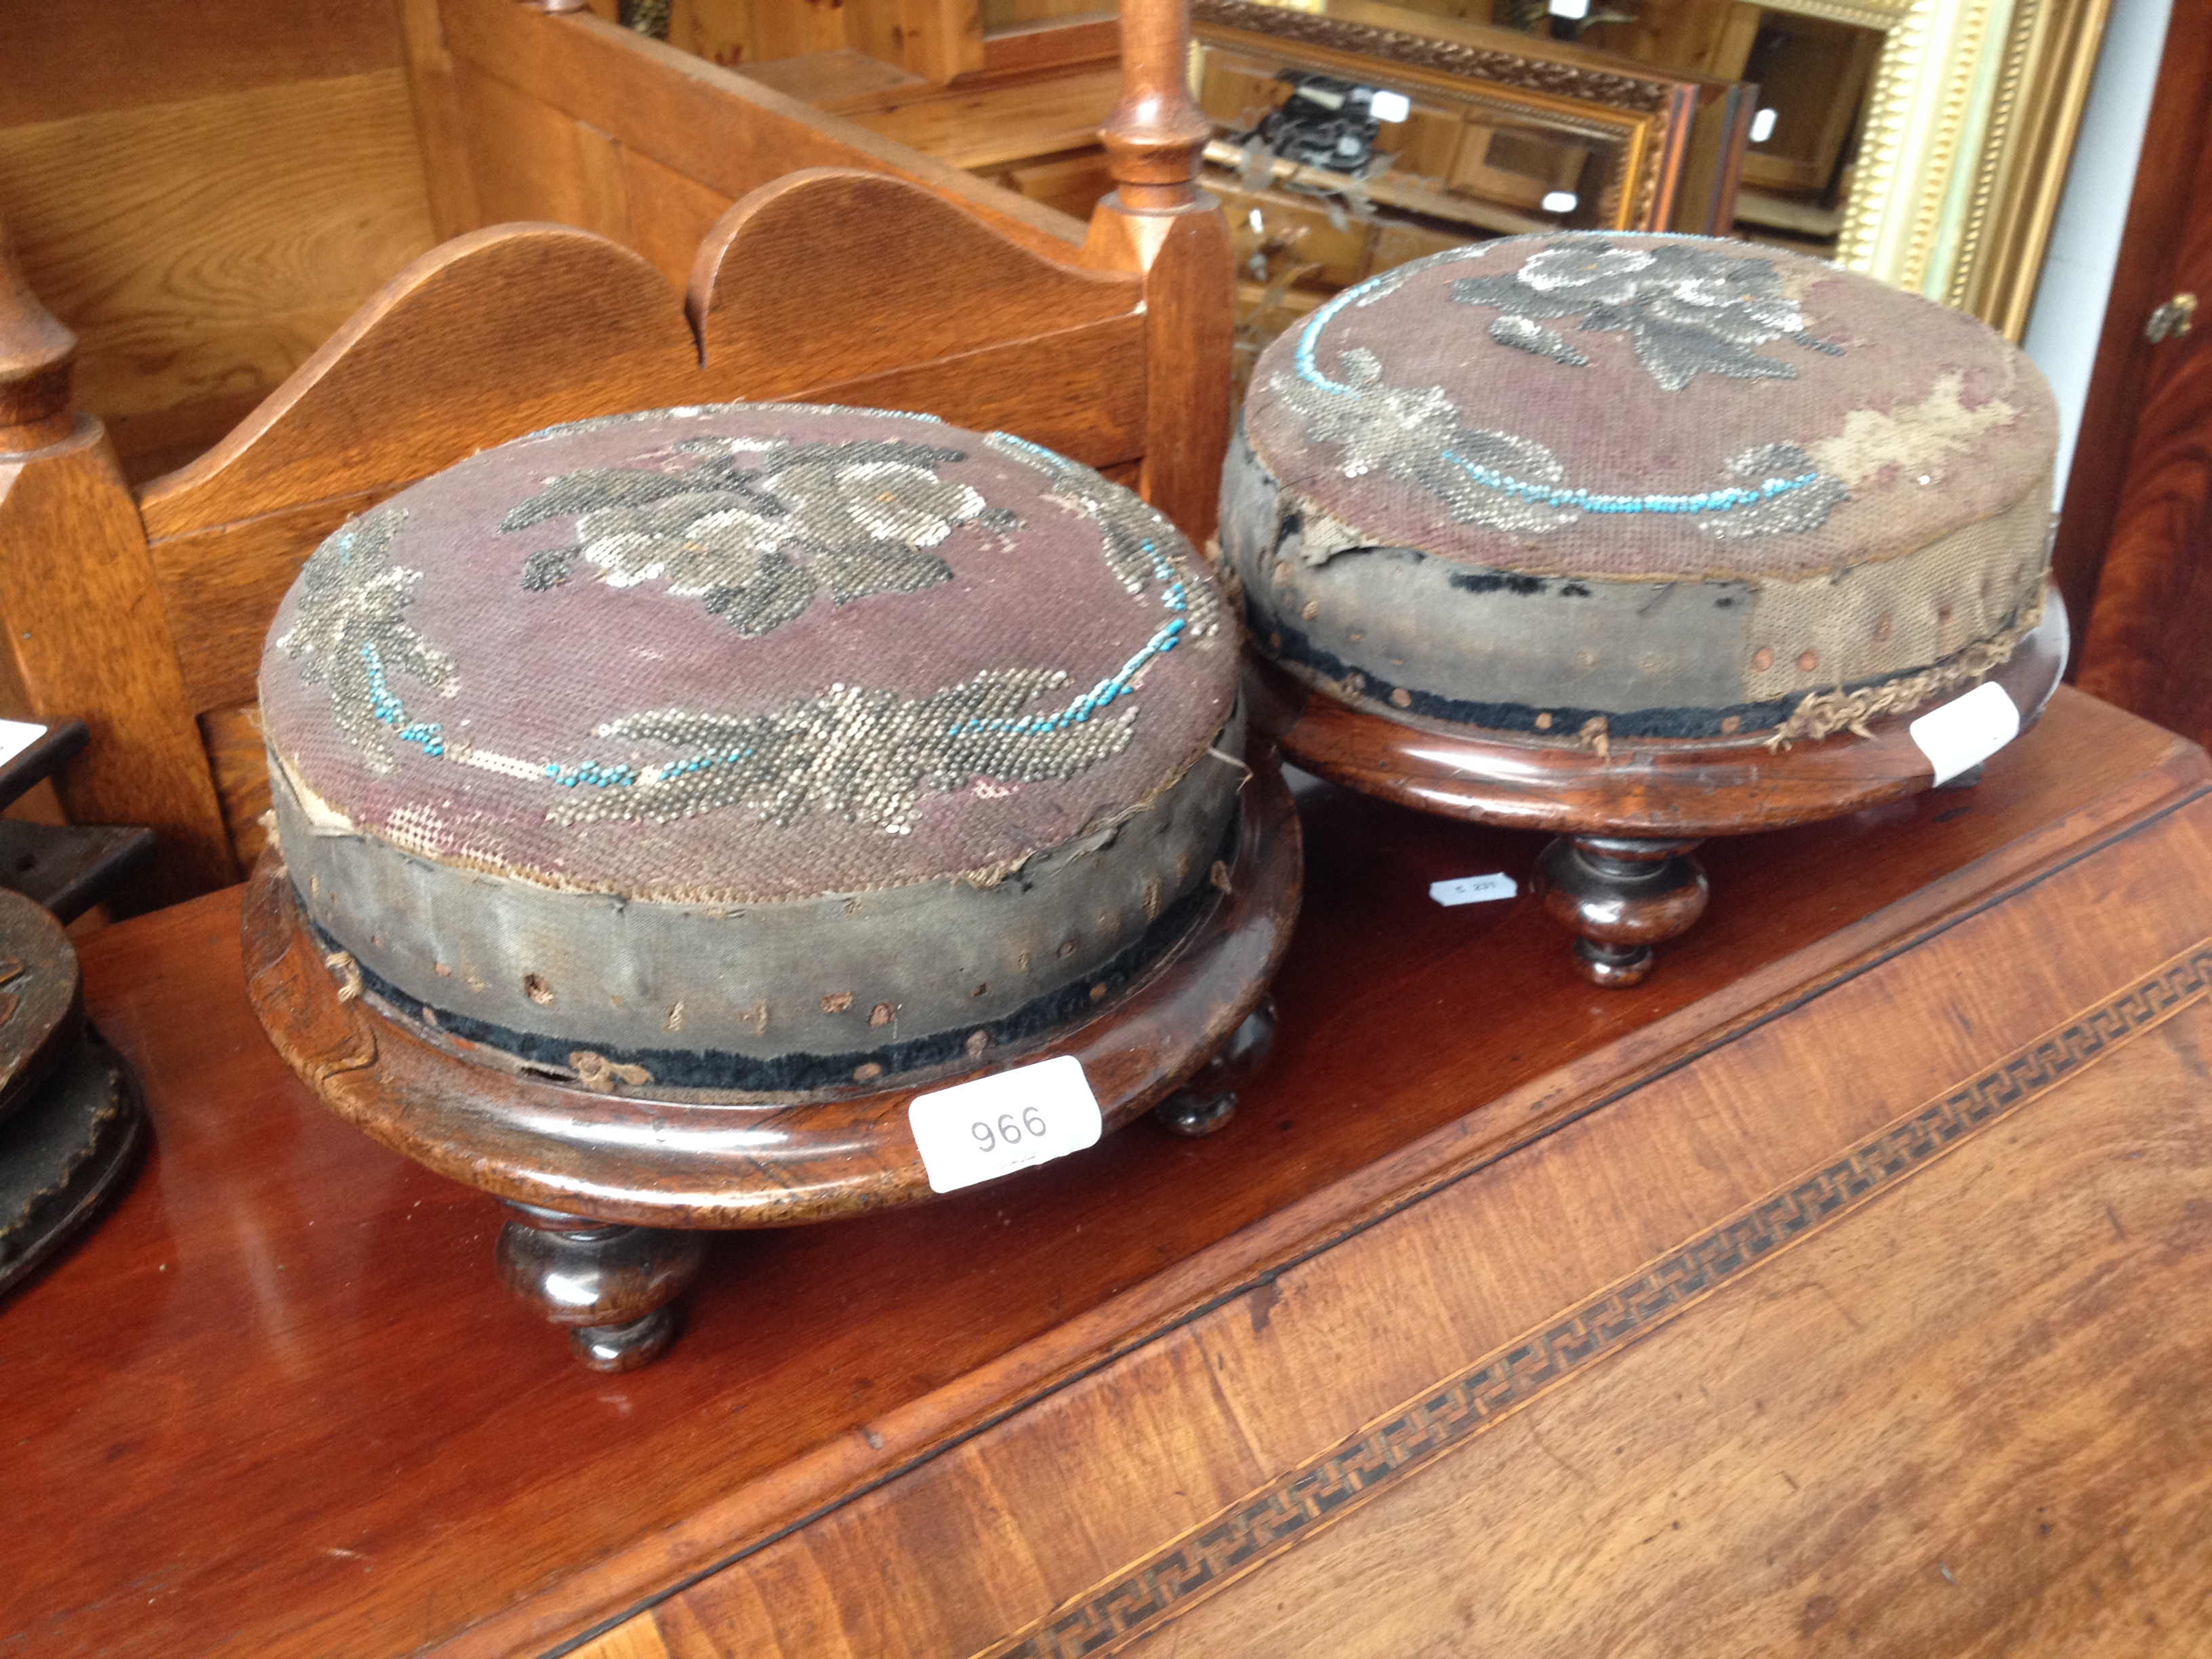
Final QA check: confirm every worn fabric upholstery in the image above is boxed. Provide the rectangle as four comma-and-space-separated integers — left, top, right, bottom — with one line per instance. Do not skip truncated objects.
262, 404, 1240, 1093
1223, 232, 2057, 743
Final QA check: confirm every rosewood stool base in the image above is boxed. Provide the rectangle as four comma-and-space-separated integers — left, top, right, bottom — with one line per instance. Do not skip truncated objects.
1252, 598, 2068, 987
496, 1205, 706, 1373
1154, 995, 1278, 1137
1536, 837, 1711, 989
245, 760, 1304, 1369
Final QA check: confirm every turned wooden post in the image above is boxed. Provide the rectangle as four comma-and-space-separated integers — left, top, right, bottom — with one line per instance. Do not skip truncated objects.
0, 240, 78, 457
1086, 0, 1234, 547
0, 216, 236, 909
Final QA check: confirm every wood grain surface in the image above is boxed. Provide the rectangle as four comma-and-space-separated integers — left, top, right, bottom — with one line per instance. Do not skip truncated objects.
1130, 203, 1236, 548
688, 169, 1139, 394
672, 0, 853, 74
1143, 994, 2212, 1658
612, 863, 2212, 1658
396, 0, 486, 243
980, 18, 1124, 79
136, 226, 698, 542
5, 687, 2205, 1658
0, 70, 438, 471
0, 424, 237, 903
732, 51, 934, 112
843, 67, 1125, 169
0, 1, 428, 474
434, 0, 1079, 260
0, 0, 405, 126
199, 705, 272, 871
848, 0, 990, 86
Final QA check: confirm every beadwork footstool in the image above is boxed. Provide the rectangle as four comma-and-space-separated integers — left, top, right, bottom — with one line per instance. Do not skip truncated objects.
244, 404, 1298, 1369
1223, 232, 2065, 984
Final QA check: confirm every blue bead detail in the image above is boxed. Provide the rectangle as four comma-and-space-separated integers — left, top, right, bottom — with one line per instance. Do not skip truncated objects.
339, 430, 1195, 798
945, 616, 1186, 741
1290, 262, 1821, 521
361, 643, 445, 756
1437, 448, 1822, 516
546, 759, 642, 789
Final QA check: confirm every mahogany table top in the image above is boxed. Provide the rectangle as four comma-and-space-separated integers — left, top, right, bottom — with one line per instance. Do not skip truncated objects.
5, 686, 2205, 1658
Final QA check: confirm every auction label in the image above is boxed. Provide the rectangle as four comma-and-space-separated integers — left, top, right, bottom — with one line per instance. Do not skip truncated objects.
1430, 872, 1517, 907
1909, 681, 2020, 785
909, 1054, 1103, 1194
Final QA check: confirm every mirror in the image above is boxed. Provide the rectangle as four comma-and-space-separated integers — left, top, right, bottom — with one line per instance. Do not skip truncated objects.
1393, 0, 2112, 335
1189, 0, 1753, 392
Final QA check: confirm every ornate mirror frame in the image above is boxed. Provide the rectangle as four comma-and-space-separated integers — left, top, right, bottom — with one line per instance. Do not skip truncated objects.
1813, 0, 2112, 336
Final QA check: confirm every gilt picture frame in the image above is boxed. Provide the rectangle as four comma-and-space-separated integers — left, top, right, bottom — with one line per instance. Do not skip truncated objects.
1784, 0, 2112, 337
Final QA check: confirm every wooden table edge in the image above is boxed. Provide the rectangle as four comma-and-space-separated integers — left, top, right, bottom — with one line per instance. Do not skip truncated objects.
422, 718, 2212, 1659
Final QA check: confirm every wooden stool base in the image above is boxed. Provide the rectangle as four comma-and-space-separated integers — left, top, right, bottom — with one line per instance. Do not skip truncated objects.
1152, 993, 1277, 1135
1537, 837, 1710, 989
1255, 598, 2070, 984
495, 1205, 706, 1372
245, 759, 1303, 1367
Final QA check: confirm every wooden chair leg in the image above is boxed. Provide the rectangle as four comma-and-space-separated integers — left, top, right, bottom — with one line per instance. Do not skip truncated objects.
495, 1203, 706, 1371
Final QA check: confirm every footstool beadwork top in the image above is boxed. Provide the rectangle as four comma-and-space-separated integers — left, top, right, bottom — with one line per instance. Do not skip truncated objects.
261, 405, 1232, 905
1243, 232, 2057, 585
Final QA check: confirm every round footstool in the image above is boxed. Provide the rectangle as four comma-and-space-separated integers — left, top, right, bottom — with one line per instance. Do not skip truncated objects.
1223, 232, 2064, 985
245, 403, 1298, 1368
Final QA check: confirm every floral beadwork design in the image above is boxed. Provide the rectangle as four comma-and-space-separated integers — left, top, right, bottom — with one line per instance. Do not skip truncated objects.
545, 670, 1140, 834
276, 507, 457, 773
1450, 241, 1843, 392
985, 431, 1223, 640
527, 434, 1218, 832
1270, 244, 1852, 541
283, 415, 1222, 836
501, 437, 1019, 635
1271, 346, 1580, 538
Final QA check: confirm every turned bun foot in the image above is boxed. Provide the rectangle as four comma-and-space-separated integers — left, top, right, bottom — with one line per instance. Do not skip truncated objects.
1155, 996, 1278, 1138
1538, 837, 1709, 989
496, 1204, 706, 1372
569, 1307, 680, 1371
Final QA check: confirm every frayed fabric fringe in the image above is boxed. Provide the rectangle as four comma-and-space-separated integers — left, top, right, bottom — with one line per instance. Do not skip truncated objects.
1766, 580, 2048, 750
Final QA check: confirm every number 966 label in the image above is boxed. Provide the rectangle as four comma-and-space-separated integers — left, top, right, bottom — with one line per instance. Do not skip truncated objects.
909, 1054, 1103, 1194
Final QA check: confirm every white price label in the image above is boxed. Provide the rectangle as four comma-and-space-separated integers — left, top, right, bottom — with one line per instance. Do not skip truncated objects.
1430, 872, 1518, 907
0, 720, 47, 768
1369, 89, 1411, 124
1909, 681, 2019, 785
909, 1054, 1102, 1195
